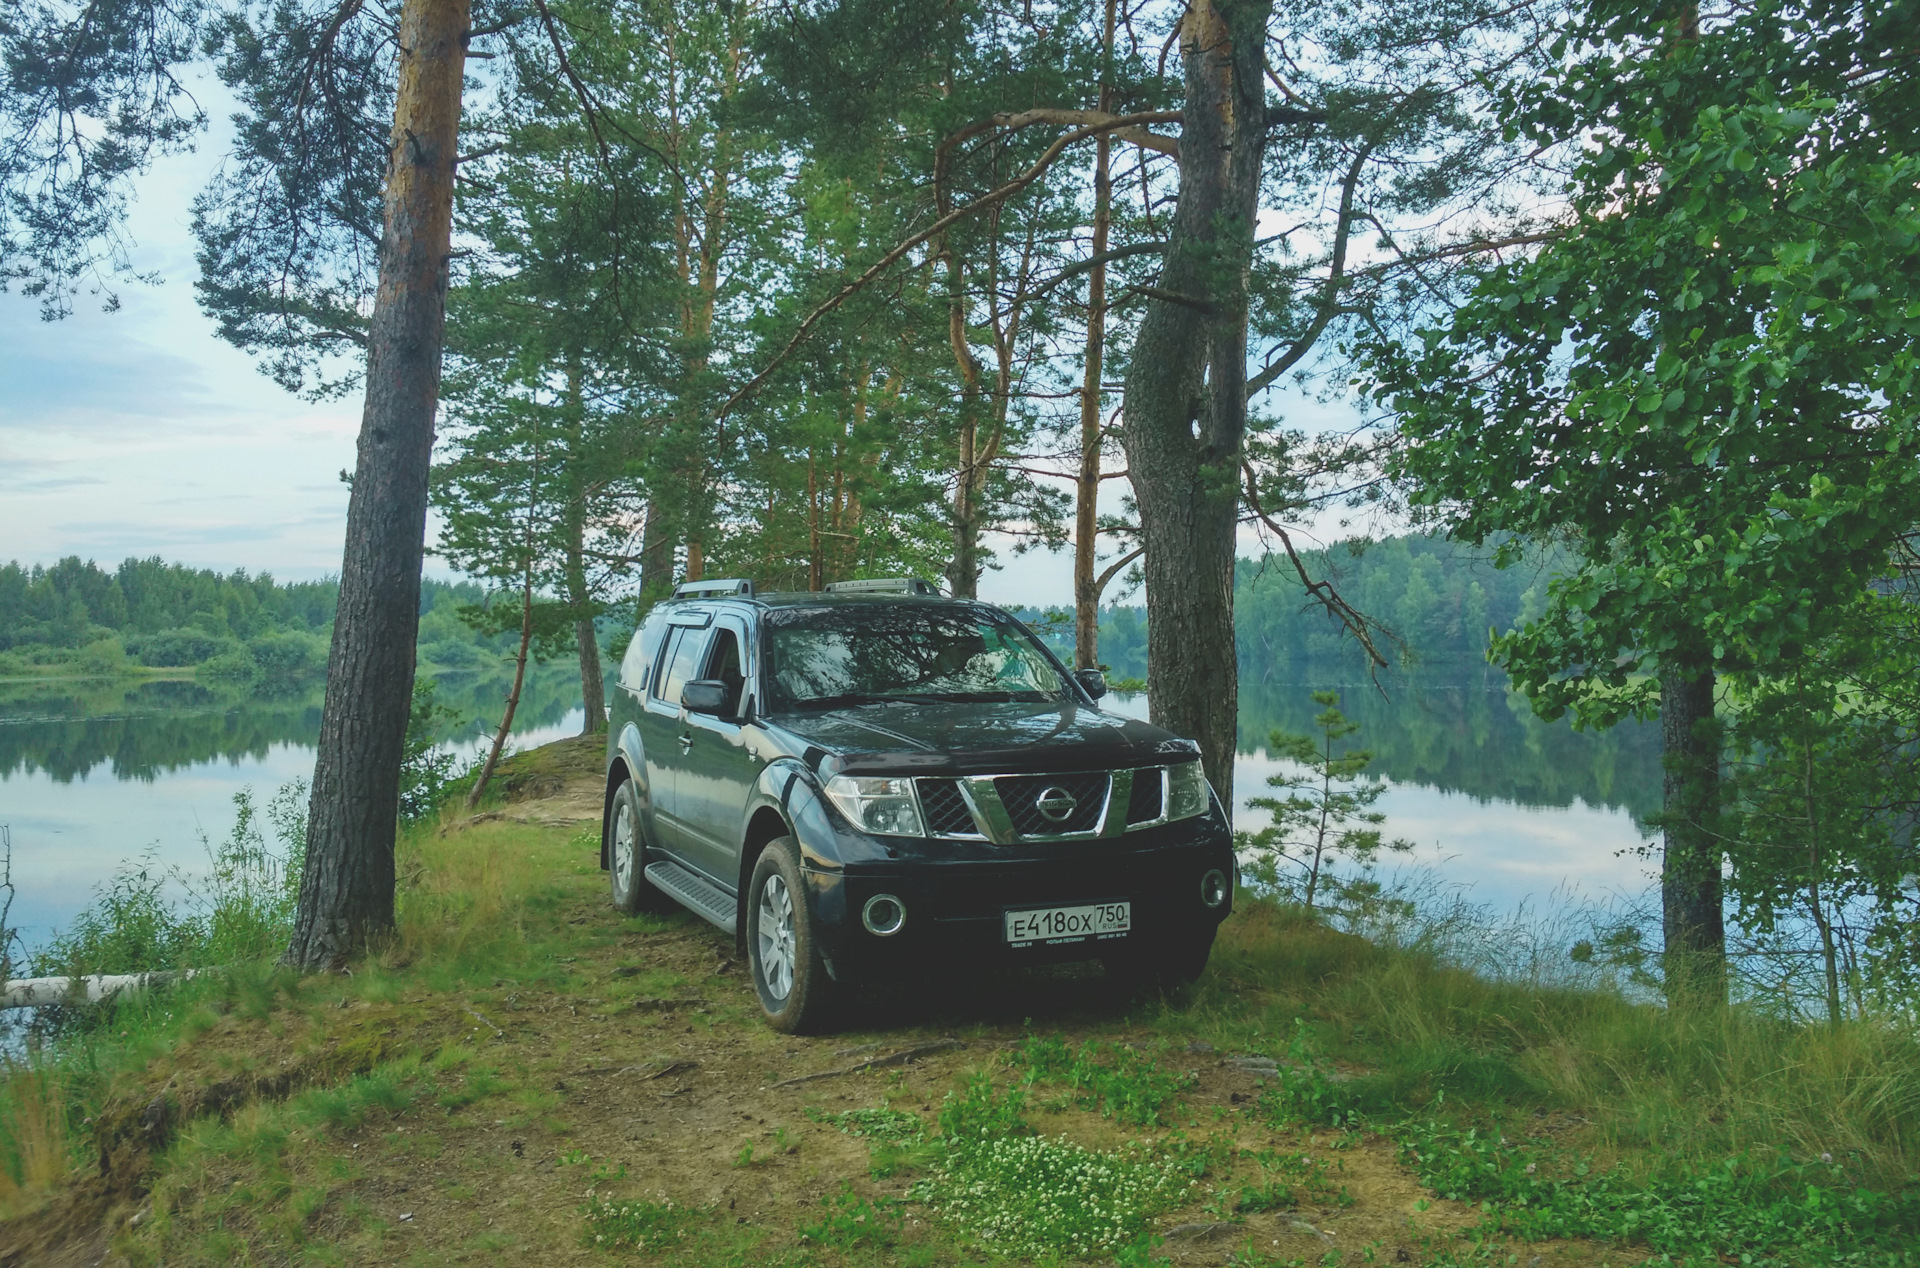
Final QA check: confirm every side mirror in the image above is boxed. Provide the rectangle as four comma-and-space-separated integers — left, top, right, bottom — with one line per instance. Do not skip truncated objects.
680, 679, 731, 715
1073, 668, 1108, 700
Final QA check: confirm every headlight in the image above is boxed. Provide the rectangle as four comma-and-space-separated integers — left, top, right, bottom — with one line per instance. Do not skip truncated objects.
1167, 761, 1211, 821
823, 775, 926, 837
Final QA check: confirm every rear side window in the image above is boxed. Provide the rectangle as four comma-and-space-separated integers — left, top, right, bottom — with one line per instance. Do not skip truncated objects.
654, 627, 708, 706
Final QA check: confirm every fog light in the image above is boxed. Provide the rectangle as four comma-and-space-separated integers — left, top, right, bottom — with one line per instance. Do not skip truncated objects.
1200, 868, 1230, 909
862, 894, 907, 936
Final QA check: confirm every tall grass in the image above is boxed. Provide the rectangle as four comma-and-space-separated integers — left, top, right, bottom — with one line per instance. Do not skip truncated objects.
0, 811, 584, 1216
27, 782, 306, 980
1198, 893, 1920, 1188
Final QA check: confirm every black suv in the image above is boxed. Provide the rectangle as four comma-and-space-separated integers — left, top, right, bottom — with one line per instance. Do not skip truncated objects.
599, 578, 1235, 1032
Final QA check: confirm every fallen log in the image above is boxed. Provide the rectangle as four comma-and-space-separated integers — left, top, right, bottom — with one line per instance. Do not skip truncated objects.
2, 969, 210, 1009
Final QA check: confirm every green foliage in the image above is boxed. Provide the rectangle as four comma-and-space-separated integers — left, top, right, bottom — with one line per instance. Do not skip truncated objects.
796, 1182, 903, 1250
1012, 1036, 1197, 1127
582, 1194, 710, 1253
29, 782, 305, 979
397, 678, 473, 823
1223, 1148, 1353, 1214
807, 1105, 925, 1142
1398, 1119, 1920, 1266
912, 1131, 1196, 1259
1238, 692, 1414, 913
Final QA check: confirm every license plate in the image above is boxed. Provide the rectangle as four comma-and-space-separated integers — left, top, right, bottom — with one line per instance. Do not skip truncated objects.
1004, 901, 1131, 947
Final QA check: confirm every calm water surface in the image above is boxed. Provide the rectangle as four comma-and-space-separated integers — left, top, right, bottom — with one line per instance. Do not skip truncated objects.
0, 668, 1663, 956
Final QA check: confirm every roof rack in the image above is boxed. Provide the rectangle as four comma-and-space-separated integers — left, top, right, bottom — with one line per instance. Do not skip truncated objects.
671, 578, 755, 599
822, 578, 941, 596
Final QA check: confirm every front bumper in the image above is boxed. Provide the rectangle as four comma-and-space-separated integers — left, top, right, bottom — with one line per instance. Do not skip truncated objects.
800, 814, 1236, 978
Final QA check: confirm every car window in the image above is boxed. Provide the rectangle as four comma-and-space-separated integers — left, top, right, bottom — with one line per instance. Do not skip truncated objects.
763, 606, 1070, 711
654, 627, 708, 706
704, 627, 746, 716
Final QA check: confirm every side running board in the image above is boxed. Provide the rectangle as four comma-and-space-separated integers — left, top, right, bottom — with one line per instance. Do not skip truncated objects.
644, 859, 737, 935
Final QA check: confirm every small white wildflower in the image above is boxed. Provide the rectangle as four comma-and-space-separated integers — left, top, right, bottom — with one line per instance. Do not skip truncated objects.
1821, 1152, 1834, 1164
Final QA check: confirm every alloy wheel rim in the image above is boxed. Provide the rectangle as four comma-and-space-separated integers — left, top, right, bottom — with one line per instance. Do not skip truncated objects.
757, 873, 797, 1002
612, 802, 635, 892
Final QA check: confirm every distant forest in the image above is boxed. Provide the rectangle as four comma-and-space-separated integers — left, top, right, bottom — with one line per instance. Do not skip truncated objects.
0, 556, 529, 688
1023, 533, 1555, 681
2, 533, 1537, 688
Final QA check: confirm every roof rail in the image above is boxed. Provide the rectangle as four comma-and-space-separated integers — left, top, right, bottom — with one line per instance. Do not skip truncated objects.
672, 578, 755, 599
823, 578, 941, 596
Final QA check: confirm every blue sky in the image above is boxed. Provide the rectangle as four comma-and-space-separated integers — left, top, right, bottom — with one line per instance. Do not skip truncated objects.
0, 80, 1369, 609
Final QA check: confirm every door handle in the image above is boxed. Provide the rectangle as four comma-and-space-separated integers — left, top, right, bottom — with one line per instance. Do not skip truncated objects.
678, 732, 693, 753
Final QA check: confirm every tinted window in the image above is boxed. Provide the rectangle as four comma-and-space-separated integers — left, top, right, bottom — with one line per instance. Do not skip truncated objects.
763, 606, 1069, 711
654, 627, 708, 706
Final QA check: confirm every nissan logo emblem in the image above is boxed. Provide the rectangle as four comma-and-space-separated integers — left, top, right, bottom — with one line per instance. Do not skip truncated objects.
1035, 786, 1077, 822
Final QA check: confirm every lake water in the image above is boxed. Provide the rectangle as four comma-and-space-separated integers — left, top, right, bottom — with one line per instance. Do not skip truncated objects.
0, 666, 1663, 959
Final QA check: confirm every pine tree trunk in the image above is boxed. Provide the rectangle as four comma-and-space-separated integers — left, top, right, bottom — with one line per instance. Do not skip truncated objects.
1119, 0, 1270, 814
1073, 1, 1117, 670
638, 502, 671, 601
284, 0, 468, 970
1660, 654, 1726, 1005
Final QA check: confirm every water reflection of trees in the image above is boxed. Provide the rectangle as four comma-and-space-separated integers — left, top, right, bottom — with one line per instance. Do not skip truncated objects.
0, 664, 586, 784
1236, 671, 1664, 823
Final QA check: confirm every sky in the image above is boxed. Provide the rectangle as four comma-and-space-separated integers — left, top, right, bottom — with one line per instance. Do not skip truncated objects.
0, 84, 1372, 610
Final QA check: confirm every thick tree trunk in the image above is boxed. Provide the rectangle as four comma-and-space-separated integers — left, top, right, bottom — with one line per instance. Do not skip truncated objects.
1119, 0, 1270, 814
1073, 5, 1117, 670
285, 0, 467, 970
1660, 655, 1726, 1006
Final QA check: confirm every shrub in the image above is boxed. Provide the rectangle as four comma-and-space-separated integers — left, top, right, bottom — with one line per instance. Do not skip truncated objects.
126, 629, 232, 668
77, 636, 128, 676
245, 631, 327, 687
196, 646, 260, 686
29, 783, 306, 979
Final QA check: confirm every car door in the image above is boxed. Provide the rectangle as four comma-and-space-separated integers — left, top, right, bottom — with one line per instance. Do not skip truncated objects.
673, 613, 762, 885
642, 615, 712, 865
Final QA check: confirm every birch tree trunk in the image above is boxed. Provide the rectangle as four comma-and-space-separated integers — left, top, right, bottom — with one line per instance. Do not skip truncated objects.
1119, 0, 1271, 813
285, 0, 468, 969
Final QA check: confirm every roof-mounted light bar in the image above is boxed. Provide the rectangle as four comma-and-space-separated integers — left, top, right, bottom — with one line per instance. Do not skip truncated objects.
672, 578, 755, 599
823, 578, 941, 596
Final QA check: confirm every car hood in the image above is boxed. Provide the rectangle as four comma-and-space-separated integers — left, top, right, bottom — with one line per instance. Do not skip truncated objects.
767, 701, 1197, 776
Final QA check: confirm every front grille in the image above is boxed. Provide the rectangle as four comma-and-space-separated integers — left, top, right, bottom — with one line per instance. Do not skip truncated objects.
995, 772, 1109, 836
1126, 767, 1164, 824
917, 778, 978, 836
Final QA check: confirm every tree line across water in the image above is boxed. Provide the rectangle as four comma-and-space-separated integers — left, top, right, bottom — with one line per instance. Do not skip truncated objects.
1, 531, 1551, 694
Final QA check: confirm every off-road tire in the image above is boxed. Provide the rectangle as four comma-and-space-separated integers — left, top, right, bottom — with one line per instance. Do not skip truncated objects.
607, 778, 675, 915
747, 838, 838, 1033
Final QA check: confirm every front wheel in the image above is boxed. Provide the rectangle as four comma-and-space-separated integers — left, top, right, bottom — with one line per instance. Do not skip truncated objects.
607, 779, 675, 915
746, 839, 837, 1033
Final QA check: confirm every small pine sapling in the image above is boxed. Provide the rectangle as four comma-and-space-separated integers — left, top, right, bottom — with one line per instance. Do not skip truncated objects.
1237, 691, 1412, 913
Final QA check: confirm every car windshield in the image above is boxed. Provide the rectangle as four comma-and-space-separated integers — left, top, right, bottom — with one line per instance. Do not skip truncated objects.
763, 606, 1071, 711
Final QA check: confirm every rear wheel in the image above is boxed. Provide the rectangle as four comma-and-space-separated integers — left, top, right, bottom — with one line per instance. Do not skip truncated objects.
747, 838, 837, 1033
608, 779, 674, 915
